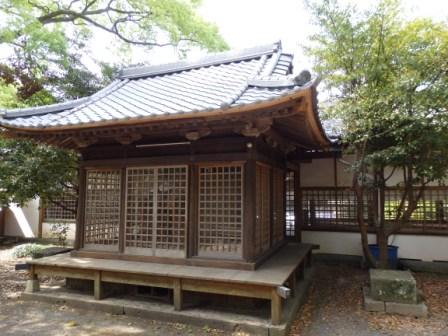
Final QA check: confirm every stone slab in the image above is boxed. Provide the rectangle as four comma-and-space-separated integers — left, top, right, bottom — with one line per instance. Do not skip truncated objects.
362, 287, 385, 312
370, 269, 417, 304
385, 301, 428, 318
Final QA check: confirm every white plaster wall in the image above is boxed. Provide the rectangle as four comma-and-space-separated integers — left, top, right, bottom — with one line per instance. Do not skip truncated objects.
301, 154, 445, 188
302, 231, 448, 262
4, 199, 40, 238
42, 222, 76, 241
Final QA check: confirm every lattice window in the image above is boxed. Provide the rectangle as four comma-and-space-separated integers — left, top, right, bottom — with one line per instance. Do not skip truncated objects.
385, 187, 448, 232
272, 168, 285, 244
285, 171, 295, 237
198, 164, 243, 258
125, 166, 188, 257
84, 170, 121, 249
255, 163, 271, 254
302, 187, 373, 229
44, 189, 77, 222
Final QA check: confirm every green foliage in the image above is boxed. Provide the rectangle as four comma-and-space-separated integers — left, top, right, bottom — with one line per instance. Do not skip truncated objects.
306, 0, 448, 267
0, 137, 78, 207
0, 80, 22, 108
0, 0, 227, 208
306, 0, 448, 186
12, 243, 48, 258
0, 0, 227, 103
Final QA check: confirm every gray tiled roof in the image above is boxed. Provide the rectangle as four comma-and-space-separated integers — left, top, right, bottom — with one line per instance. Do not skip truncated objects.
0, 41, 317, 130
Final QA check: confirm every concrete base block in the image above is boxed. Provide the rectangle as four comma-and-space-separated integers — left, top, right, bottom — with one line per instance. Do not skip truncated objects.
385, 301, 428, 318
25, 280, 40, 293
370, 269, 418, 304
363, 287, 385, 312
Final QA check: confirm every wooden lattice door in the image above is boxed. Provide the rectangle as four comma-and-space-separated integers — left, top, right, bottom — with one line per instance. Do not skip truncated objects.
84, 169, 121, 251
125, 166, 188, 257
197, 164, 244, 259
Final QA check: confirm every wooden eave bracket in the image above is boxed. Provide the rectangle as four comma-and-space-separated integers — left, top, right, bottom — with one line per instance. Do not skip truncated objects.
72, 137, 98, 148
115, 132, 142, 145
185, 128, 211, 141
235, 117, 273, 137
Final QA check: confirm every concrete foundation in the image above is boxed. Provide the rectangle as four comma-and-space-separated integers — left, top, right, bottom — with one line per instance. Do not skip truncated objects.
385, 301, 428, 317
22, 268, 314, 336
362, 287, 385, 312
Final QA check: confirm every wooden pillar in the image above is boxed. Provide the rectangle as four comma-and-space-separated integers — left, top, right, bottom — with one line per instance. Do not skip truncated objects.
306, 250, 312, 267
74, 168, 86, 250
0, 206, 6, 236
29, 264, 38, 280
173, 278, 183, 311
94, 271, 103, 300
271, 288, 282, 325
243, 142, 257, 261
119, 167, 127, 253
294, 164, 302, 242
187, 164, 198, 257
299, 262, 306, 280
289, 272, 297, 297
38, 202, 44, 239
25, 264, 40, 293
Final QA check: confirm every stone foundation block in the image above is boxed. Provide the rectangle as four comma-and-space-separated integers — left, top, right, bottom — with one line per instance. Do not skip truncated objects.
25, 280, 40, 293
385, 301, 428, 318
362, 287, 385, 312
370, 269, 417, 304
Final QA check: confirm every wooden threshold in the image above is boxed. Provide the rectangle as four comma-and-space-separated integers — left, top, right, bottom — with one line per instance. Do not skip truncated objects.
71, 250, 256, 271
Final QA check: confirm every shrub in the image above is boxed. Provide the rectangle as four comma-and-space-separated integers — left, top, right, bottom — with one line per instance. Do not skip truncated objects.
12, 243, 47, 258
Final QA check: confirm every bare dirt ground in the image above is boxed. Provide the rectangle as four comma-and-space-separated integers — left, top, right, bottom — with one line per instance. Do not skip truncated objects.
290, 262, 448, 336
0, 245, 231, 336
1, 243, 447, 336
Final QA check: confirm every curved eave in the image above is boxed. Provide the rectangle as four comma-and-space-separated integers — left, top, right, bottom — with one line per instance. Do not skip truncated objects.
1, 82, 332, 149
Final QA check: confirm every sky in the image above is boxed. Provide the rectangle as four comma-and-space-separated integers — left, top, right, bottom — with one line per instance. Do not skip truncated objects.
83, 0, 448, 74
1, 0, 447, 75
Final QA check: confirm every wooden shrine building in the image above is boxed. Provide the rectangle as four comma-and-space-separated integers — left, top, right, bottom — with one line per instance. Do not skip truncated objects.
0, 42, 335, 327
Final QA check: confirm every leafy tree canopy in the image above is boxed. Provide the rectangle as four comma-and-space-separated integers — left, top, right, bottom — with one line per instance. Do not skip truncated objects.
305, 0, 448, 267
0, 0, 227, 102
0, 0, 227, 208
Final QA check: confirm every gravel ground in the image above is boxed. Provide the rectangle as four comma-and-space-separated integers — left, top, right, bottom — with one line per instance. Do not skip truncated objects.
1, 243, 447, 336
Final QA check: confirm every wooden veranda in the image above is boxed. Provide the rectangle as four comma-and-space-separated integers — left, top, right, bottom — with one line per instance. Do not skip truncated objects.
28, 243, 313, 324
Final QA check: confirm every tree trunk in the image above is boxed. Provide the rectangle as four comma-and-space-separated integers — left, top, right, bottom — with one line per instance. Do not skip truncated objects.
376, 231, 389, 269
